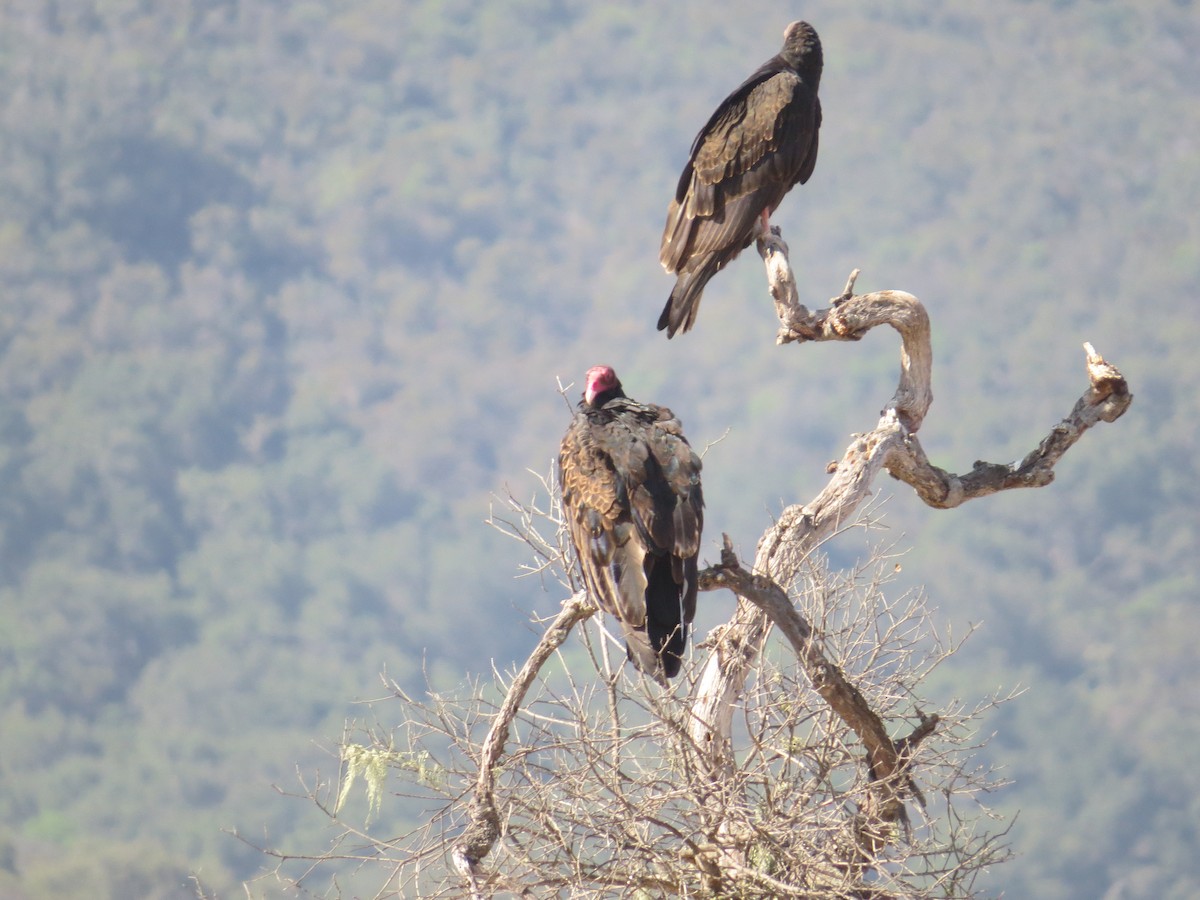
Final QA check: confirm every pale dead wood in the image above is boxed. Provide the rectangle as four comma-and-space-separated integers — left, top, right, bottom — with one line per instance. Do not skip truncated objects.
761, 228, 934, 431
290, 228, 1130, 898
700, 533, 938, 873
452, 591, 594, 893
687, 227, 1132, 875
884, 340, 1131, 508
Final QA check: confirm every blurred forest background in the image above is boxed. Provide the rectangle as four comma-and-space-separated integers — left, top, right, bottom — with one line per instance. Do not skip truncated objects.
0, 0, 1196, 897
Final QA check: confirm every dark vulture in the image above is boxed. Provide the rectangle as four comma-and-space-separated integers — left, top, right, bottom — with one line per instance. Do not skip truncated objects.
559, 366, 704, 681
659, 20, 823, 337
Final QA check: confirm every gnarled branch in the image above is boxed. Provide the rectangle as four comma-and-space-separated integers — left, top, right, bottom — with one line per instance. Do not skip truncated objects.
700, 534, 936, 869
448, 229, 1130, 897
688, 227, 1131, 874
452, 591, 594, 892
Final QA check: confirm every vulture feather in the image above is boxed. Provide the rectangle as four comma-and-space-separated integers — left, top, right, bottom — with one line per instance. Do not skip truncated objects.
559, 366, 704, 681
659, 20, 823, 337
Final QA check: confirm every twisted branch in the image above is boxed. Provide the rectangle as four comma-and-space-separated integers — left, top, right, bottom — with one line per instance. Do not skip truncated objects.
688, 226, 1131, 875
451, 229, 1130, 896
700, 533, 937, 873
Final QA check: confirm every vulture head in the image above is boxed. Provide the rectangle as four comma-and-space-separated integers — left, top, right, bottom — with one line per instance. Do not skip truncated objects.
584, 365, 625, 407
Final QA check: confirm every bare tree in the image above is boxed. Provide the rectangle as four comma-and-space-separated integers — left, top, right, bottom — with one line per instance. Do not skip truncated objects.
253, 231, 1130, 898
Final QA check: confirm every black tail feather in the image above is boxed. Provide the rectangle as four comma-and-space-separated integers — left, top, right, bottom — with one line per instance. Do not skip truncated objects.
658, 256, 720, 337
643, 557, 690, 679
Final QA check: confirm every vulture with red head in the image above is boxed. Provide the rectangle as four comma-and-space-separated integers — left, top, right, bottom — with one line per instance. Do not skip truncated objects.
559, 366, 704, 680
659, 20, 823, 337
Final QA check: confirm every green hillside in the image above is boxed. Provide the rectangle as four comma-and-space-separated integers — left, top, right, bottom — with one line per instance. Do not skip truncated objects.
0, 1, 1196, 897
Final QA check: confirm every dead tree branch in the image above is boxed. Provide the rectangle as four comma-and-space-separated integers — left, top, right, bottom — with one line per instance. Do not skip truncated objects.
688, 227, 1132, 875
452, 591, 594, 892
884, 340, 1131, 508
293, 228, 1129, 899
701, 533, 937, 873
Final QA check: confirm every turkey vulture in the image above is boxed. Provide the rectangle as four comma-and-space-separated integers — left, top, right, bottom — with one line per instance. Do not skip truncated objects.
659, 20, 823, 337
559, 366, 704, 680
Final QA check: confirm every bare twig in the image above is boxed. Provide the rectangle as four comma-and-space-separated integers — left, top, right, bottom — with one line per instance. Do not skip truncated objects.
264, 226, 1128, 898
451, 591, 594, 888
264, 485, 1015, 897
699, 233, 1130, 727
884, 341, 1131, 508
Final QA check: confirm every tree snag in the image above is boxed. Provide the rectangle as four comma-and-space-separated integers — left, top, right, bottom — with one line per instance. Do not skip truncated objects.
683, 227, 1131, 880
316, 226, 1129, 899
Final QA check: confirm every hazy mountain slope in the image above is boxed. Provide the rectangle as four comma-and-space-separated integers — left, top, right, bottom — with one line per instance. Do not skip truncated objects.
0, 2, 1195, 896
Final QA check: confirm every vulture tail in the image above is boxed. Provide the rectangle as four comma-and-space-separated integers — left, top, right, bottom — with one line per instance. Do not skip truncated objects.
658, 255, 720, 338
620, 625, 666, 684
643, 556, 689, 679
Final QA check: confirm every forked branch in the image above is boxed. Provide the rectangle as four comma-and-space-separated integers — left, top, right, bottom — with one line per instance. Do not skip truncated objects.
449, 230, 1130, 897
689, 228, 1132, 869
701, 534, 937, 867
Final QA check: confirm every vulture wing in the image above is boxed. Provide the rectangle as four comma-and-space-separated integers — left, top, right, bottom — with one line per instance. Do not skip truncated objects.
659, 21, 823, 337
560, 398, 704, 680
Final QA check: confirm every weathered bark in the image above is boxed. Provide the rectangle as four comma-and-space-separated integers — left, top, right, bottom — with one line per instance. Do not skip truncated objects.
452, 591, 594, 895
686, 226, 1131, 875
700, 534, 937, 876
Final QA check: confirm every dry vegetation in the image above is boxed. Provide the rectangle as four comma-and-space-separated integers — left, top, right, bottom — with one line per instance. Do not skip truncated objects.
259, 240, 1128, 898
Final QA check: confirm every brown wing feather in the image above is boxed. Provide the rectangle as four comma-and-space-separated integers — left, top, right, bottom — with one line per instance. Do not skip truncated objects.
642, 404, 704, 558
658, 52, 821, 336
692, 72, 800, 188
663, 72, 820, 271
559, 417, 645, 625
560, 399, 704, 679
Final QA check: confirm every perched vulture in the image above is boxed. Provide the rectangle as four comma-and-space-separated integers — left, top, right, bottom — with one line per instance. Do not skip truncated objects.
559, 366, 704, 681
659, 20, 823, 337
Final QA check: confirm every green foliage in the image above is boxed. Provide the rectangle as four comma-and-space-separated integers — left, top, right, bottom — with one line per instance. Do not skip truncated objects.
0, 1, 1194, 896
19, 838, 196, 900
